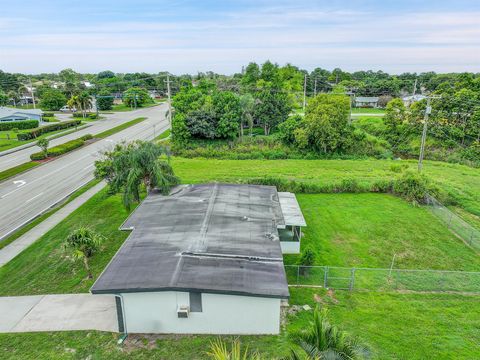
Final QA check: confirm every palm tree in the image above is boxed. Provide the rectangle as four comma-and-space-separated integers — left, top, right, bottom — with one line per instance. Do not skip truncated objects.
7, 90, 19, 107
240, 94, 255, 137
64, 227, 103, 279
208, 338, 263, 360
94, 141, 180, 209
78, 91, 92, 118
288, 308, 369, 360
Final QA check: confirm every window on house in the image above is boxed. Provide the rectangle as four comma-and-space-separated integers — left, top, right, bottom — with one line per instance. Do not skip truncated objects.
189, 292, 203, 312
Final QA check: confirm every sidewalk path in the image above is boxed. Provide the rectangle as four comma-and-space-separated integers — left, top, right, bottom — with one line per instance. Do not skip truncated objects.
0, 181, 106, 267
0, 294, 118, 332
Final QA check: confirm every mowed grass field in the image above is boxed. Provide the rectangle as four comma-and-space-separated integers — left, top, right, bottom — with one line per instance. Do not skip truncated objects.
0, 158, 479, 358
1, 288, 478, 359
172, 158, 480, 217
286, 193, 480, 270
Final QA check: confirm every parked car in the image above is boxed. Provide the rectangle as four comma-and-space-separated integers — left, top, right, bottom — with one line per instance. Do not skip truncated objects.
59, 105, 76, 112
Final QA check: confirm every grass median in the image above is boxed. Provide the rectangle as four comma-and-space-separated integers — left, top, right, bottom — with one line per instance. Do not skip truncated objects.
0, 117, 148, 182
94, 117, 147, 138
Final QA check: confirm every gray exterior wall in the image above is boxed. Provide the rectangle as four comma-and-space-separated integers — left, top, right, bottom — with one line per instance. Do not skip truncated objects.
120, 291, 281, 334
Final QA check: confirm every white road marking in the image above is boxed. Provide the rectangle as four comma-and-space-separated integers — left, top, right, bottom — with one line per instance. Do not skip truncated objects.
83, 164, 94, 170
13, 180, 26, 187
25, 192, 44, 203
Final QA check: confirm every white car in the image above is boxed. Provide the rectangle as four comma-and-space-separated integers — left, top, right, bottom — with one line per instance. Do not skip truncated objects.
59, 105, 76, 112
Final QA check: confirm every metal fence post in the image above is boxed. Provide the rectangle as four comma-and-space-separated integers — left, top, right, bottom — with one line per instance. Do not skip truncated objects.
324, 266, 329, 288
350, 268, 356, 291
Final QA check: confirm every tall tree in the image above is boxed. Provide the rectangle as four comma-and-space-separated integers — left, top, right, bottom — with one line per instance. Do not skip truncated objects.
253, 90, 291, 135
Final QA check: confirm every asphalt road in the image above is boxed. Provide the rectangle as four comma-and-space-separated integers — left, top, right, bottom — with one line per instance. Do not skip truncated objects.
0, 104, 170, 241
0, 106, 164, 172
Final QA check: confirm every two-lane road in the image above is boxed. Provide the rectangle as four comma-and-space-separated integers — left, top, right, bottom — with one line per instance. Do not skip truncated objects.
0, 105, 164, 172
0, 104, 170, 241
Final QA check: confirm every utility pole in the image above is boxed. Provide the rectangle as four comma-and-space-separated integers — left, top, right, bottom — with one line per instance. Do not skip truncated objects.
314, 78, 317, 96
412, 78, 418, 96
348, 93, 353, 125
165, 74, 172, 124
418, 96, 432, 172
302, 74, 307, 112
29, 78, 36, 109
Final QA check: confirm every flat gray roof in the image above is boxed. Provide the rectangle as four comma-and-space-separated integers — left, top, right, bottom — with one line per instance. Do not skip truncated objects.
278, 192, 307, 227
91, 184, 289, 298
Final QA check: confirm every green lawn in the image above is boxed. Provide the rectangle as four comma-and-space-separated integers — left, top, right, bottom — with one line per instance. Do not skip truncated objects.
0, 187, 134, 296
171, 158, 480, 216
351, 108, 385, 114
0, 125, 84, 152
109, 102, 160, 112
286, 193, 480, 270
1, 158, 479, 358
0, 288, 478, 359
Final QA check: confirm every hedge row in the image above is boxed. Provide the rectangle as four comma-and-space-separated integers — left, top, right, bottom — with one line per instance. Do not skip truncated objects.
17, 120, 81, 141
30, 134, 93, 160
0, 120, 39, 131
72, 112, 96, 118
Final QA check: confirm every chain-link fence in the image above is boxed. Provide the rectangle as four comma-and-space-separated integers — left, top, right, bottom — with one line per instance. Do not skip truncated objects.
285, 265, 480, 293
425, 194, 480, 252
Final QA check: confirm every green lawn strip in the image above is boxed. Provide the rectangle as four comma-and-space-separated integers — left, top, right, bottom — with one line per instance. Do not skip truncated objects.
154, 128, 171, 141
0, 123, 88, 152
0, 179, 101, 251
171, 158, 480, 217
289, 288, 480, 360
94, 117, 147, 139
0, 186, 134, 296
0, 162, 39, 182
284, 193, 480, 270
110, 102, 159, 112
0, 289, 478, 359
351, 108, 385, 114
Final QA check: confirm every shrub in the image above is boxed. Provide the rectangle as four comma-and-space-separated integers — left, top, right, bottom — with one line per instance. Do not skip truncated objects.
30, 136, 88, 160
80, 134, 93, 141
17, 120, 81, 141
42, 112, 55, 117
88, 113, 98, 120
299, 246, 315, 266
30, 152, 47, 161
392, 170, 433, 205
0, 120, 39, 131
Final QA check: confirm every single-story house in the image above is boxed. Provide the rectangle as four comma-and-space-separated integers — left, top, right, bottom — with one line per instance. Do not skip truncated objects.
0, 107, 43, 122
91, 183, 307, 334
355, 96, 379, 108
402, 94, 427, 107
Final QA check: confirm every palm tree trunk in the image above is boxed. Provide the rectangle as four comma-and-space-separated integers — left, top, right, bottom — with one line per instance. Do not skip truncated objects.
83, 257, 92, 279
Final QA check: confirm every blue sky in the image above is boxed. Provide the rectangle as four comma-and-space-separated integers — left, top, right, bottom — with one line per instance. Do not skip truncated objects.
1, 0, 480, 74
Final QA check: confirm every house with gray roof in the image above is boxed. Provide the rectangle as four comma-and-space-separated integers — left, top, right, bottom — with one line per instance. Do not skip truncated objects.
91, 183, 306, 334
0, 107, 43, 123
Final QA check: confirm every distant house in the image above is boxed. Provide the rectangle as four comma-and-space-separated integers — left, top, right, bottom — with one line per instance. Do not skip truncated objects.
402, 94, 427, 107
91, 183, 307, 334
82, 81, 94, 88
355, 96, 379, 108
0, 107, 43, 122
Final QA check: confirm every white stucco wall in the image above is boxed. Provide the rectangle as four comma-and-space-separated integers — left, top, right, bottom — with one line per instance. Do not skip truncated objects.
120, 291, 281, 334
280, 241, 300, 254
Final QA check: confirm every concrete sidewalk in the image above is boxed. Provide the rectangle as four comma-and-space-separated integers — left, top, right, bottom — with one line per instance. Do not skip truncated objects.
0, 181, 106, 267
0, 294, 118, 333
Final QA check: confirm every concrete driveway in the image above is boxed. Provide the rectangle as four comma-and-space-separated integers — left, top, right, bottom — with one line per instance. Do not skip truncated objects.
0, 294, 118, 333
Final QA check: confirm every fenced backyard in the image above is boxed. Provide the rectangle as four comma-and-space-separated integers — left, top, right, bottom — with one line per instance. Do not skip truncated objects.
425, 194, 480, 252
285, 265, 480, 293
